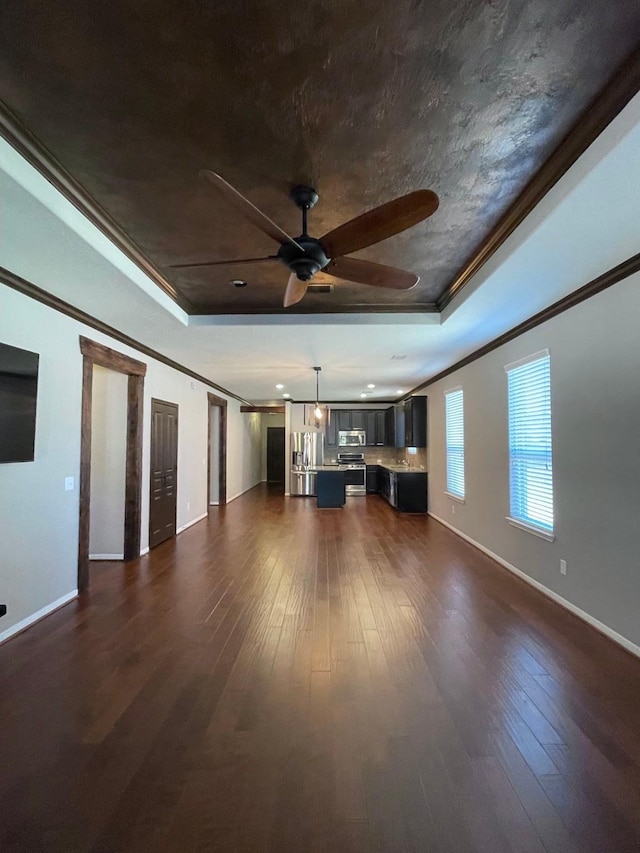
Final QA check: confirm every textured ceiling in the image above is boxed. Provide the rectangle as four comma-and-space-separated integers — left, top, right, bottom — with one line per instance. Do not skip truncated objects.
0, 0, 639, 314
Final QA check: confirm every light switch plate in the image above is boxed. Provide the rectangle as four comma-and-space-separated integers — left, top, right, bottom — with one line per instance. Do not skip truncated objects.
65, 476, 74, 491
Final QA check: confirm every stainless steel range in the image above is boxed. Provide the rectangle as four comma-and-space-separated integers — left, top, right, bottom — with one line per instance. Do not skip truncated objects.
337, 451, 366, 496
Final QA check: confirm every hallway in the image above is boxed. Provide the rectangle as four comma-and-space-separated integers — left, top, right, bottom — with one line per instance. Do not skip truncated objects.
1, 485, 639, 851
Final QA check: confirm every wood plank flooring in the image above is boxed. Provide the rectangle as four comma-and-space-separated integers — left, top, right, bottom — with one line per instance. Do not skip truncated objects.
1, 484, 640, 852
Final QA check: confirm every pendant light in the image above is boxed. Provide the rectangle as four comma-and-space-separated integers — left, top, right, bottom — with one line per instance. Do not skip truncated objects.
313, 366, 323, 422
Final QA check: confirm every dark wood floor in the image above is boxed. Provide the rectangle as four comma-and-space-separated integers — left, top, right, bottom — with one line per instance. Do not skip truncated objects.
2, 485, 640, 852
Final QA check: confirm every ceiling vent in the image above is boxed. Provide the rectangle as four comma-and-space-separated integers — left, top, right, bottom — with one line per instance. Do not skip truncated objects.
306, 284, 333, 294
391, 354, 407, 360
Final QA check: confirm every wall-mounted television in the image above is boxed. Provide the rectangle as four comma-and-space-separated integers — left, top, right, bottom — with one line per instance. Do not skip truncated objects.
0, 342, 40, 463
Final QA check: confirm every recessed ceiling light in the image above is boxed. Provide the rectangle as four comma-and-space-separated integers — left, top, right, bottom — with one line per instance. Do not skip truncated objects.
360, 393, 367, 398
230, 279, 247, 288
367, 384, 375, 389
275, 384, 284, 389
282, 393, 291, 398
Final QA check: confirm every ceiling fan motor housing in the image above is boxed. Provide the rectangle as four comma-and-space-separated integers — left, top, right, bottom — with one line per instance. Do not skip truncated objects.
278, 235, 330, 281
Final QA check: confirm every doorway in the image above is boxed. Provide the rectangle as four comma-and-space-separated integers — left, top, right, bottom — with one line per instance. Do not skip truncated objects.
78, 336, 146, 592
208, 393, 227, 507
266, 426, 286, 490
149, 399, 179, 549
89, 366, 128, 560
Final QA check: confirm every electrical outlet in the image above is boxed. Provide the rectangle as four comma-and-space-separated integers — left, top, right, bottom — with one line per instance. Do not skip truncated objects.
64, 476, 74, 491
560, 559, 567, 576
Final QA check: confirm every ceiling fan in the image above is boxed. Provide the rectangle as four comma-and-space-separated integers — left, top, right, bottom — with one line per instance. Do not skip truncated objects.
170, 171, 439, 308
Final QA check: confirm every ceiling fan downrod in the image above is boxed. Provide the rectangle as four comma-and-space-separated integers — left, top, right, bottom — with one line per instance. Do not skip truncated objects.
278, 185, 328, 281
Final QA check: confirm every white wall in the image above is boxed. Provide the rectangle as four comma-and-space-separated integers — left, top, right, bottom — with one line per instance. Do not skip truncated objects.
89, 366, 127, 558
0, 284, 263, 642
427, 271, 640, 651
226, 406, 262, 503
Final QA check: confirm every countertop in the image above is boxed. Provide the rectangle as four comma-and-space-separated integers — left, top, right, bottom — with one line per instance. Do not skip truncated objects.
376, 464, 427, 474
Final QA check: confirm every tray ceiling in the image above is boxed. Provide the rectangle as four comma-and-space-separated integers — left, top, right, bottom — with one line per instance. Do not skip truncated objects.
0, 0, 639, 314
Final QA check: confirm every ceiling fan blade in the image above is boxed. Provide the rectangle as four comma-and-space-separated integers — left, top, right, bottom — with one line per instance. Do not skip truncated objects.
324, 257, 419, 290
169, 256, 278, 269
320, 189, 439, 258
283, 272, 309, 308
200, 170, 305, 251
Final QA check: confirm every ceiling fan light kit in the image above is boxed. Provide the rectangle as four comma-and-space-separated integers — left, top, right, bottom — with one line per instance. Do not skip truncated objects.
181, 170, 439, 308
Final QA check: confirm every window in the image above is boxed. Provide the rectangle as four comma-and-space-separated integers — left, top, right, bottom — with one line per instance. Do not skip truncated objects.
445, 388, 464, 500
505, 351, 553, 538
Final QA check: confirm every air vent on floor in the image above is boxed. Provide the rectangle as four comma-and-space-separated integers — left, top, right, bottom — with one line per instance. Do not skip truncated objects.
306, 284, 333, 294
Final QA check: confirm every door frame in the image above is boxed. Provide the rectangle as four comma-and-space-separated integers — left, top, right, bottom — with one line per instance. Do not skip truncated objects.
207, 392, 227, 506
78, 336, 146, 592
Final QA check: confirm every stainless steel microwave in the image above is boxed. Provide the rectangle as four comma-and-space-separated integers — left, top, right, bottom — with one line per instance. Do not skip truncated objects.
338, 430, 366, 447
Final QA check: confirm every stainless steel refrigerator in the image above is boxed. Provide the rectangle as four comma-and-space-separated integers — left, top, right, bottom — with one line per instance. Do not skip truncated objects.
290, 432, 324, 496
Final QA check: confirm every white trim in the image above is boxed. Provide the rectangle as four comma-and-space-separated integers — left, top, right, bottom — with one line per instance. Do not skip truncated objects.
444, 385, 462, 395
176, 511, 208, 534
445, 491, 465, 504
0, 590, 78, 646
428, 512, 640, 661
506, 516, 555, 542
140, 546, 150, 556
89, 553, 125, 561
209, 501, 219, 506
504, 348, 550, 372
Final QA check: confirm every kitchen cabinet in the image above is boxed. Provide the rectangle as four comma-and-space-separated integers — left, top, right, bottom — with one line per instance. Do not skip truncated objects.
404, 396, 427, 448
325, 408, 388, 447
385, 405, 405, 448
366, 465, 379, 494
364, 411, 376, 446
325, 411, 338, 448
336, 410, 352, 431
397, 472, 428, 512
351, 410, 366, 430
377, 465, 428, 512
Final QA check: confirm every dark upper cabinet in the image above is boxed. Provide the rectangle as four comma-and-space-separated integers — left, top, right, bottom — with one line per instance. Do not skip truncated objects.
325, 410, 338, 447
337, 410, 352, 431
326, 407, 392, 448
386, 405, 405, 448
364, 411, 376, 446
351, 410, 365, 430
404, 396, 427, 448
385, 406, 395, 446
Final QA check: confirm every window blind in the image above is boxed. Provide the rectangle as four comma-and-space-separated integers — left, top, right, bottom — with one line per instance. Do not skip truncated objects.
506, 352, 553, 533
445, 388, 464, 499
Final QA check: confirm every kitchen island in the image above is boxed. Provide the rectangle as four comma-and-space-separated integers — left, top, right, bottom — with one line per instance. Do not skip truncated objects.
311, 466, 346, 508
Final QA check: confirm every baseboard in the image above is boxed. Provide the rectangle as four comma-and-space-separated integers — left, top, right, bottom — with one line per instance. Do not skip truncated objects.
429, 512, 640, 661
0, 590, 78, 646
139, 546, 149, 556
176, 511, 208, 534
209, 501, 219, 506
89, 553, 124, 561
226, 481, 262, 504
